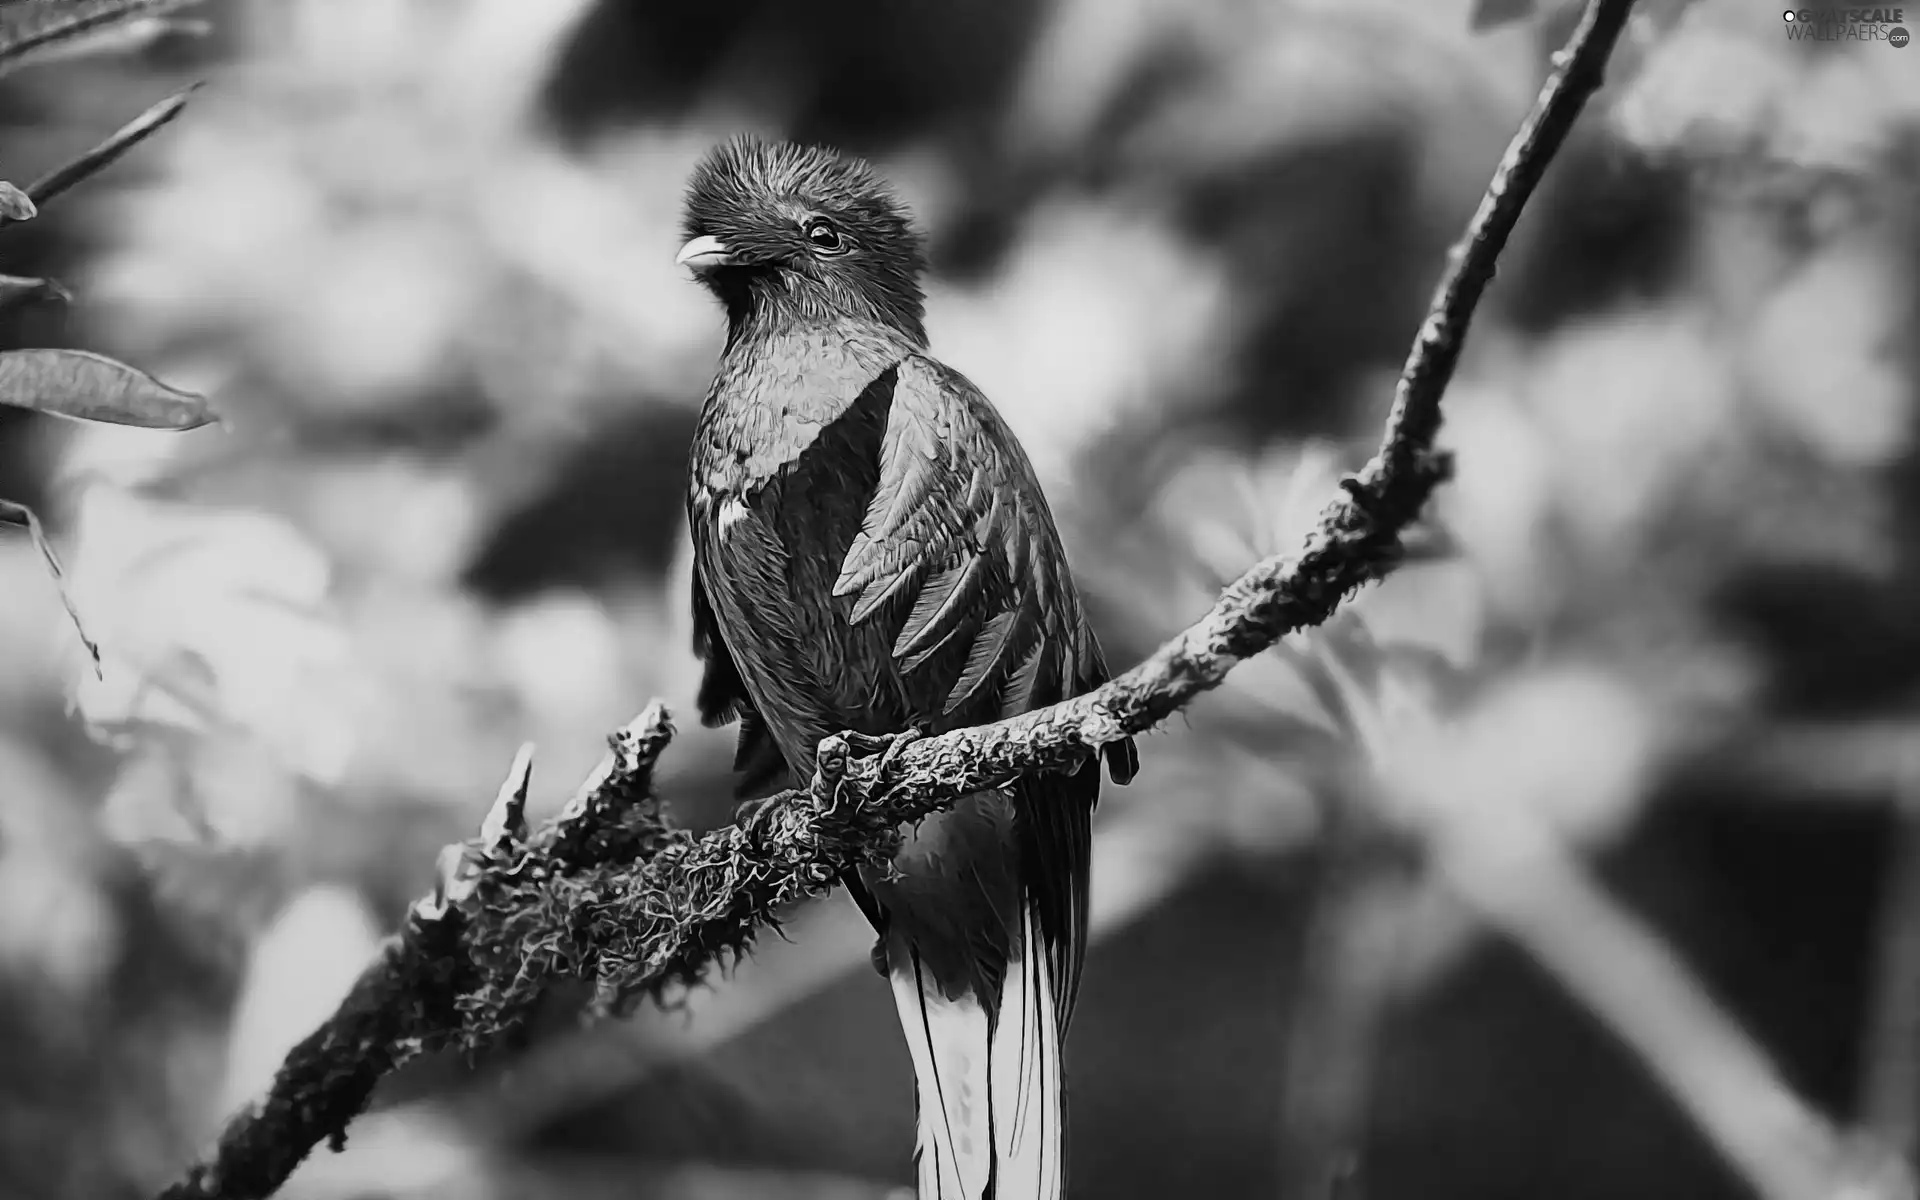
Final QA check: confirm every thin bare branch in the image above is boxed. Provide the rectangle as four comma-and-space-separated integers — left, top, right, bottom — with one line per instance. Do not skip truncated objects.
0, 496, 100, 675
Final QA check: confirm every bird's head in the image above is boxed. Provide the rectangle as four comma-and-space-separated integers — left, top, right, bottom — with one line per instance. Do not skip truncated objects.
678, 136, 928, 345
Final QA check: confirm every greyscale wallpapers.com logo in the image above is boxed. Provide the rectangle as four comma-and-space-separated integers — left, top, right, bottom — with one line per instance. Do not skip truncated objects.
1783, 8, 1910, 44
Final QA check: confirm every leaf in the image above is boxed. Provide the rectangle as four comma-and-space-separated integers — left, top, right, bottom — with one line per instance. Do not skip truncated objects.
0, 497, 102, 676
0, 274, 70, 309
0, 181, 34, 222
0, 0, 205, 79
0, 348, 217, 429
25, 83, 201, 211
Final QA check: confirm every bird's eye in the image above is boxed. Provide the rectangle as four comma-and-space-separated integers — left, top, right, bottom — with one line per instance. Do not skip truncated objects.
803, 218, 846, 255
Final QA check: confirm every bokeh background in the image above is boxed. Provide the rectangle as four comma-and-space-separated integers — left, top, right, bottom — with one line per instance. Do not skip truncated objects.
1, 0, 1916, 1196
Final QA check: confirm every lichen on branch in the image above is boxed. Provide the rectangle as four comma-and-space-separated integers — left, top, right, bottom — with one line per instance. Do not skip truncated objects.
157, 704, 683, 1200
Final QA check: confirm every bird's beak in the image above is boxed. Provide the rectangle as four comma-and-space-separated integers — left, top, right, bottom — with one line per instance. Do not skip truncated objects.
676, 235, 735, 273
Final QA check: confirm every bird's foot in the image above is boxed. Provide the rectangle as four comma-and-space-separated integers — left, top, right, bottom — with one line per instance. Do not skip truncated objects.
838, 728, 923, 786
869, 937, 889, 979
875, 728, 922, 780
812, 729, 923, 816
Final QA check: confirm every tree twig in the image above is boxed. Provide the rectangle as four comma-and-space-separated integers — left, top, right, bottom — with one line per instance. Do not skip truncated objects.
0, 496, 101, 674
150, 2, 1639, 1196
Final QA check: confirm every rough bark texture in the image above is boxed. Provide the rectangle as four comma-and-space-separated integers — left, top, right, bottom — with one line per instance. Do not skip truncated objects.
152, 2, 1638, 1196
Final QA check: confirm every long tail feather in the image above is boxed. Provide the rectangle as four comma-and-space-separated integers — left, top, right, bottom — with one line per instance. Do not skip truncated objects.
890, 949, 994, 1198
990, 902, 1063, 1200
888, 900, 1065, 1200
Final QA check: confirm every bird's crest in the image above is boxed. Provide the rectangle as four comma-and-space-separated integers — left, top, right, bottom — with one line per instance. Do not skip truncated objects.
679, 134, 928, 343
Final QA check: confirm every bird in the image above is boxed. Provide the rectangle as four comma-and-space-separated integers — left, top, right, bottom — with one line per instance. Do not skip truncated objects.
678, 135, 1138, 1200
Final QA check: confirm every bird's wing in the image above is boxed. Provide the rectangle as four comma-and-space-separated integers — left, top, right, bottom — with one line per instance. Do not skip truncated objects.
833, 354, 1137, 1025
691, 564, 792, 798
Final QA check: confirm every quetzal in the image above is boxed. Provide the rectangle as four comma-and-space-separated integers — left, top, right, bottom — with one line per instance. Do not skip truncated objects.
678, 135, 1138, 1200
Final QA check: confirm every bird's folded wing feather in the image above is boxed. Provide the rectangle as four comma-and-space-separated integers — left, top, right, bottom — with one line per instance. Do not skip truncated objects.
832, 354, 1138, 1023
691, 570, 792, 797
834, 357, 1069, 716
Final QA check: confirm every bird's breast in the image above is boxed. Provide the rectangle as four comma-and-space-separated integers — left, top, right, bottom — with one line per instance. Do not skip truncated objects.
691, 321, 906, 500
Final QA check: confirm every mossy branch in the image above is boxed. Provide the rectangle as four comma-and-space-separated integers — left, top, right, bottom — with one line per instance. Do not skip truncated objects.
151, 1, 1638, 1197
